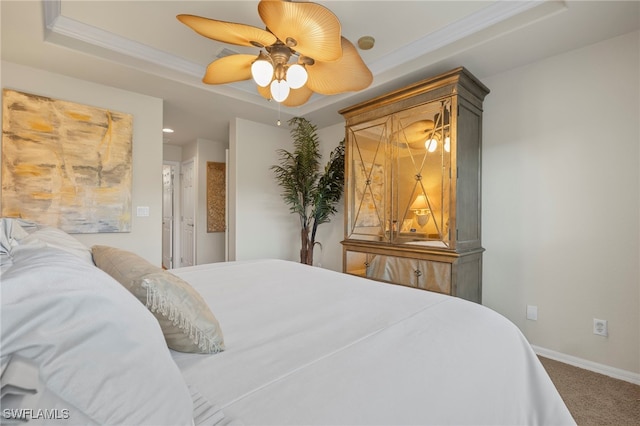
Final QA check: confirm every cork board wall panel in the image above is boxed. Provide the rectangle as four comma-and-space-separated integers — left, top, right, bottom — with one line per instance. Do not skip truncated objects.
206, 161, 225, 232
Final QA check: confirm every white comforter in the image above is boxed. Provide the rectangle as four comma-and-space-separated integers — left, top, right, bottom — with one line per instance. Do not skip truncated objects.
171, 259, 574, 426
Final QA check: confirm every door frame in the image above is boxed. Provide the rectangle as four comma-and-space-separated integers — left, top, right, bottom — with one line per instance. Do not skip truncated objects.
162, 160, 180, 269
180, 158, 196, 267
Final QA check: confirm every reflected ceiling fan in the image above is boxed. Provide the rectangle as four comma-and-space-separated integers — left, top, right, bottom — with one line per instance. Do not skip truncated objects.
177, 0, 373, 106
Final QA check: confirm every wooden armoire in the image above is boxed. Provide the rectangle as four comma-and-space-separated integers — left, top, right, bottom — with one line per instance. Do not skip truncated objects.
339, 67, 489, 303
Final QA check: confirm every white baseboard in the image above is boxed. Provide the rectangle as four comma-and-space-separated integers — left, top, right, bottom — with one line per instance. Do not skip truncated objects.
532, 345, 640, 385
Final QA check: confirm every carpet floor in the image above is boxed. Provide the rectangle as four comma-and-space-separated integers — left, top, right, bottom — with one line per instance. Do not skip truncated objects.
539, 356, 640, 425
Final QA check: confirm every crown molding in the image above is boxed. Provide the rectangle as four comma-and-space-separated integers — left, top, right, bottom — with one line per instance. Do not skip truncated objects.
42, 0, 61, 26
369, 0, 557, 75
43, 0, 203, 78
46, 0, 542, 80
39, 0, 565, 114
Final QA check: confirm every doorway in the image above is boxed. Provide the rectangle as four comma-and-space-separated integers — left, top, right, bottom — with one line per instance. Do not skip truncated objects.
161, 161, 179, 269
180, 158, 196, 267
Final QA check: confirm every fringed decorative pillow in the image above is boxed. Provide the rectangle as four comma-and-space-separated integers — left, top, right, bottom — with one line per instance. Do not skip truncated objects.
92, 245, 224, 354
138, 271, 225, 354
92, 245, 162, 288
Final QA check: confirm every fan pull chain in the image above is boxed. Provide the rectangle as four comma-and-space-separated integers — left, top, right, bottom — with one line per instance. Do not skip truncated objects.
277, 103, 282, 126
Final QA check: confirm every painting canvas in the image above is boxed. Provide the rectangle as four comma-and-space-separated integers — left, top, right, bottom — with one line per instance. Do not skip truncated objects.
353, 161, 384, 228
1, 89, 133, 233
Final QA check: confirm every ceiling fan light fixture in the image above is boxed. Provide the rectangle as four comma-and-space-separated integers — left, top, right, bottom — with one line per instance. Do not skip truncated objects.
178, 0, 373, 106
270, 79, 290, 103
286, 64, 308, 89
251, 52, 274, 87
444, 136, 451, 153
425, 138, 438, 153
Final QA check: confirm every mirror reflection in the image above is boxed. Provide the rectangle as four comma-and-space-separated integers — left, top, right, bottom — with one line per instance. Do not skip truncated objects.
347, 116, 390, 241
347, 98, 452, 248
394, 99, 451, 247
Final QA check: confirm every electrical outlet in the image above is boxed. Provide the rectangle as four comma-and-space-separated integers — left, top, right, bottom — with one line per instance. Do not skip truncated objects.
593, 318, 608, 337
526, 305, 538, 321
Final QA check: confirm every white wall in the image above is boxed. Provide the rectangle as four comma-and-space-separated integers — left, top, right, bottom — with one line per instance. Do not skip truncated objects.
163, 144, 182, 163
194, 138, 227, 264
1, 61, 164, 265
315, 123, 347, 271
230, 118, 298, 261
481, 31, 639, 374
230, 118, 345, 269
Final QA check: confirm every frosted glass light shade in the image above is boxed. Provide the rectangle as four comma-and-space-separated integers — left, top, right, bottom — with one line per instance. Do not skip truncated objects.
286, 64, 308, 89
270, 79, 290, 102
251, 59, 274, 87
425, 138, 438, 153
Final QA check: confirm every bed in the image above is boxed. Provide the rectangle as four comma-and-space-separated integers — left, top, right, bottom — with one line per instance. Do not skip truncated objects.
1, 218, 575, 425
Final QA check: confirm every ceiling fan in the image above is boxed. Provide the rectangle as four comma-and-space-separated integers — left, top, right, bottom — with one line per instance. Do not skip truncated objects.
177, 0, 373, 106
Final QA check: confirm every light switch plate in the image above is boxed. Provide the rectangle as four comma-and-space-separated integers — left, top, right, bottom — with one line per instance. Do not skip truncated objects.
526, 305, 538, 321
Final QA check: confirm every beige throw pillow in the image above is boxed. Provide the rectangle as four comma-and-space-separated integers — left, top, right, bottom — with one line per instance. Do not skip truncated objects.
91, 245, 161, 288
92, 245, 224, 354
139, 271, 225, 354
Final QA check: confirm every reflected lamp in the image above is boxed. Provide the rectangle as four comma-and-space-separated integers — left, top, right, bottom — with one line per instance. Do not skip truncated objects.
410, 194, 431, 227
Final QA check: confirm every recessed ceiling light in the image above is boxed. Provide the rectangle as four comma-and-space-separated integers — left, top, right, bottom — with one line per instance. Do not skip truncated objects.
162, 128, 174, 133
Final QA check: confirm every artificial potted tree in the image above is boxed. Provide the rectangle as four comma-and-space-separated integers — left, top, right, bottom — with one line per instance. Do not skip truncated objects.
271, 117, 345, 265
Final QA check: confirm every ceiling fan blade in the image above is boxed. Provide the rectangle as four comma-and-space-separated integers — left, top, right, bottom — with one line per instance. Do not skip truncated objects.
177, 14, 277, 47
258, 0, 342, 62
306, 37, 373, 95
256, 84, 272, 100
203, 54, 255, 84
282, 85, 314, 107
393, 120, 435, 145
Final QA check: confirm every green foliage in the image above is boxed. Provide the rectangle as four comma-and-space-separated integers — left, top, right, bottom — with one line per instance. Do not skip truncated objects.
271, 117, 345, 264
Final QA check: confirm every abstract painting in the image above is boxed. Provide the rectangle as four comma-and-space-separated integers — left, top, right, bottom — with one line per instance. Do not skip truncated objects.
1, 89, 133, 233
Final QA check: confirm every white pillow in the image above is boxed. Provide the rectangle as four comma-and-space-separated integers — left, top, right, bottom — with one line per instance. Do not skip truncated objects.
17, 225, 93, 264
0, 218, 92, 270
0, 218, 36, 272
1, 247, 194, 425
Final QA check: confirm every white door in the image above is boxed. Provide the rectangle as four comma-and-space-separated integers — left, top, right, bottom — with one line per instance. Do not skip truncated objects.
181, 159, 196, 267
161, 164, 174, 269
